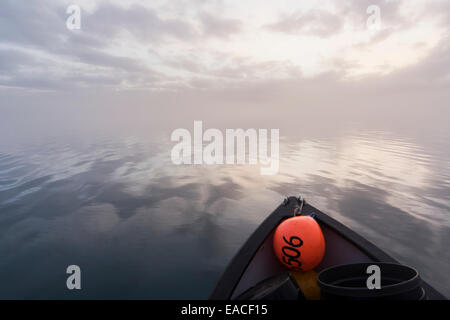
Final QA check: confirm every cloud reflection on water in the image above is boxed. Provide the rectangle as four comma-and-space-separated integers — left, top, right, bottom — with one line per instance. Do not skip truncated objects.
0, 130, 448, 298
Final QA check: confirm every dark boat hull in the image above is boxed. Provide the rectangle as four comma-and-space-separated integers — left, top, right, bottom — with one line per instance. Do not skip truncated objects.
210, 196, 446, 300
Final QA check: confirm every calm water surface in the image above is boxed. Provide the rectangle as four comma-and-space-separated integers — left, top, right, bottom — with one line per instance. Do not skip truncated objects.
0, 108, 449, 299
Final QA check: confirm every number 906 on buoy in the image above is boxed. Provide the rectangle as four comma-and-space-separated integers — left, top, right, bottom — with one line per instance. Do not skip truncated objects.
273, 216, 325, 271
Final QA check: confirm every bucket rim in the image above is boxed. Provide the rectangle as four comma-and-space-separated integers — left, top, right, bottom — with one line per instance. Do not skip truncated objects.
317, 262, 421, 298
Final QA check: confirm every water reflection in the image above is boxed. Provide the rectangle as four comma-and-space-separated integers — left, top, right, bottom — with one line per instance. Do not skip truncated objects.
0, 131, 448, 298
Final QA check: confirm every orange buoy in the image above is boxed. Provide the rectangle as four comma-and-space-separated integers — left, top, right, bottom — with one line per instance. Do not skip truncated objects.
273, 216, 325, 271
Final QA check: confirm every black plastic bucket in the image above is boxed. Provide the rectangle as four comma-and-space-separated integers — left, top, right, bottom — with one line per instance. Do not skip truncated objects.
317, 263, 425, 300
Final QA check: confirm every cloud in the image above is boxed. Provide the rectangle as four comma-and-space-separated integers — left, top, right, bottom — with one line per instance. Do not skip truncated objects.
162, 50, 301, 84
387, 33, 450, 84
198, 12, 242, 38
0, 1, 160, 89
264, 0, 416, 41
424, 0, 450, 28
0, 48, 36, 73
266, 9, 344, 38
84, 3, 198, 43
0, 0, 249, 90
0, 1, 65, 49
0, 0, 449, 92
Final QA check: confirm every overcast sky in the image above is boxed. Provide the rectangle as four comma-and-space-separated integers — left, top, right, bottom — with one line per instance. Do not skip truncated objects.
0, 0, 449, 124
